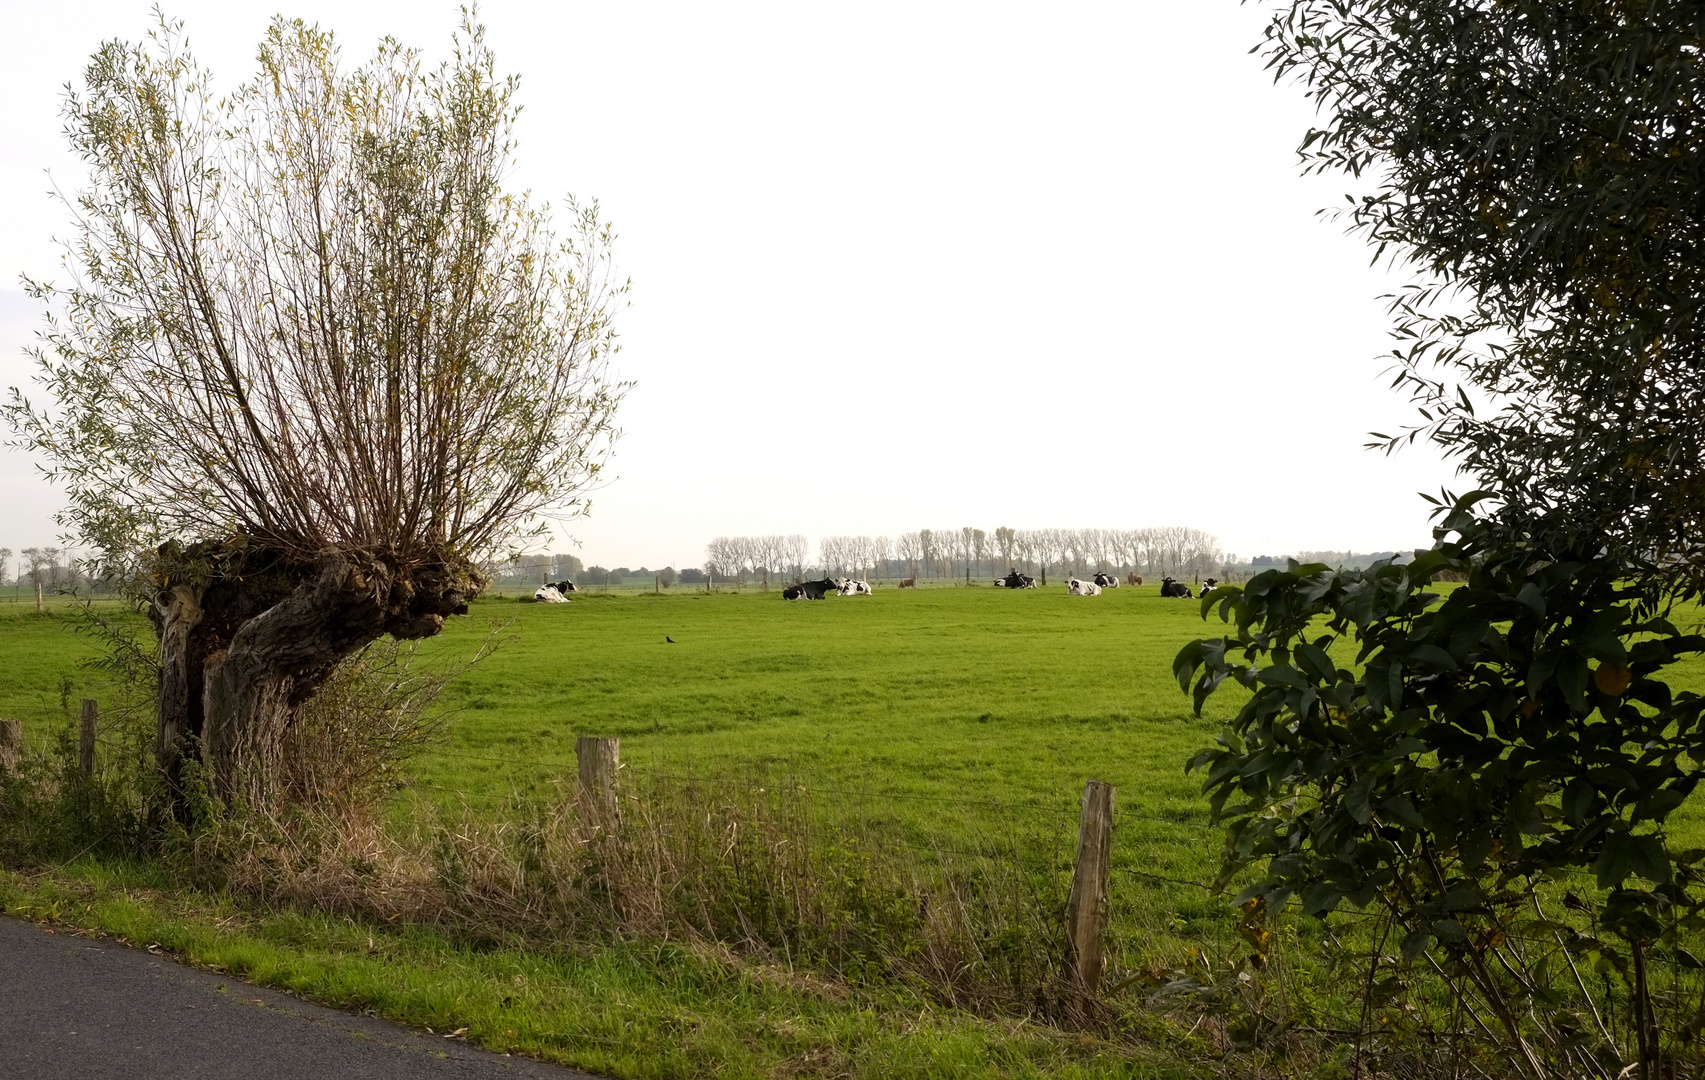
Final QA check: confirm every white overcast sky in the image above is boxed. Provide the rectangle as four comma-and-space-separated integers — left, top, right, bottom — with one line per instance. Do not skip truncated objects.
0, 1, 1461, 570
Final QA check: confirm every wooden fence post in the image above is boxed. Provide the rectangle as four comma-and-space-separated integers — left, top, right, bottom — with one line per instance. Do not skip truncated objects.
0, 719, 21, 772
576, 736, 620, 821
1067, 778, 1115, 994
79, 699, 98, 779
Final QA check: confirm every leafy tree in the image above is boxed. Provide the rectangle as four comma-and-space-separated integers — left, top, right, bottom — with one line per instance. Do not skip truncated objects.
1181, 502, 1705, 1074
1267, 0, 1705, 575
6, 15, 626, 808
1177, 3, 1705, 1074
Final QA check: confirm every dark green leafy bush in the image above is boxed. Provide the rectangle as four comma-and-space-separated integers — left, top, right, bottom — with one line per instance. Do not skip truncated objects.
1179, 495, 1705, 1076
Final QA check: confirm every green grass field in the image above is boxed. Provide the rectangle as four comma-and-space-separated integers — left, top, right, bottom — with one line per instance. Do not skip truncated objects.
408, 583, 1270, 970
0, 585, 1260, 973
8, 582, 1705, 1078
10, 582, 1705, 911
415, 583, 1242, 817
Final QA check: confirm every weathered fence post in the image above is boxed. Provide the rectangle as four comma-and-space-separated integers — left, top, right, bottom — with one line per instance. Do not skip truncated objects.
0, 719, 21, 772
576, 736, 620, 822
1067, 778, 1115, 994
79, 699, 98, 779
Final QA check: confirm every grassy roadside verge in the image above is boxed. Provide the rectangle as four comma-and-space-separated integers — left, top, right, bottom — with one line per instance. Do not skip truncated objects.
0, 858, 1211, 1080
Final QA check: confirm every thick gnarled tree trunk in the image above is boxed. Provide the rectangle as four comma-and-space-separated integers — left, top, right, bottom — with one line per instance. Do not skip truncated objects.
150, 541, 484, 811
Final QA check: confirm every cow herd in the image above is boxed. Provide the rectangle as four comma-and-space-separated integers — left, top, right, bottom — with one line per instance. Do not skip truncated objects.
776, 569, 1223, 601
531, 572, 1222, 603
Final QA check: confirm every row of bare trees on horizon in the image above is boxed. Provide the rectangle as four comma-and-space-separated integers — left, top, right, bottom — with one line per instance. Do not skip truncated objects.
0, 546, 102, 611
705, 527, 1228, 586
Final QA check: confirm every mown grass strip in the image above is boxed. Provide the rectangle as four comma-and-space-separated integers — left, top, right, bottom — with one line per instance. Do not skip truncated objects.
0, 858, 1210, 1080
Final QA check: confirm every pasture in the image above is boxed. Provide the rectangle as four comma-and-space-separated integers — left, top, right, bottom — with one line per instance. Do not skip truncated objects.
11, 580, 1705, 1042
0, 584, 1259, 964
416, 582, 1239, 813
11, 581, 1705, 886
411, 581, 1262, 960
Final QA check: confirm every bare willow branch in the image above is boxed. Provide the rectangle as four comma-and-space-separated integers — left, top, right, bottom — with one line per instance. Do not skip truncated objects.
7, 11, 628, 566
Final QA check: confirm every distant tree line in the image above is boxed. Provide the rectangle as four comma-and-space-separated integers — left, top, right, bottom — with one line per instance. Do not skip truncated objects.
704, 527, 1231, 586
475, 537, 1414, 595
1, 546, 112, 609
484, 553, 694, 591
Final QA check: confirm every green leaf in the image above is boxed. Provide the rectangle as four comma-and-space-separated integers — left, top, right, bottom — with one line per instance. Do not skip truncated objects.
1295, 641, 1336, 682
1378, 796, 1425, 831
1406, 643, 1458, 670
1345, 775, 1376, 825
1515, 582, 1545, 617
1259, 665, 1308, 689
1561, 779, 1595, 826
1633, 789, 1685, 824
1173, 640, 1204, 692
1596, 832, 1636, 888
1557, 654, 1589, 712
1400, 927, 1431, 961
1628, 836, 1671, 884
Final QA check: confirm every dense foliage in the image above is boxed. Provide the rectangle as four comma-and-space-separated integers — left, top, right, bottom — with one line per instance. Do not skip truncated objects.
1180, 498, 1705, 1073
1173, 3, 1705, 1074
1265, 0, 1705, 573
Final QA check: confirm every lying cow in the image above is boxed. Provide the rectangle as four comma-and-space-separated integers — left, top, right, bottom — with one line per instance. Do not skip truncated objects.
1067, 577, 1102, 596
533, 584, 572, 603
1092, 572, 1120, 589
783, 577, 840, 600
1197, 578, 1219, 599
1159, 577, 1192, 598
839, 578, 873, 595
997, 568, 1037, 589
549, 579, 578, 594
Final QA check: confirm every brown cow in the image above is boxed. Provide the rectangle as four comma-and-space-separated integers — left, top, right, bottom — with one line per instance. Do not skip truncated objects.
899, 577, 917, 589
1127, 573, 1143, 586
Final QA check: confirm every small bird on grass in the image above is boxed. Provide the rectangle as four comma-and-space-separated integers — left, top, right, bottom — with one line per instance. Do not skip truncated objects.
665, 636, 676, 643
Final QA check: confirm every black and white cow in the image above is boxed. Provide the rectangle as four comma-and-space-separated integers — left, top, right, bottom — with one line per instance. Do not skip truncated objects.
783, 577, 840, 600
549, 579, 578, 594
1197, 578, 1220, 599
838, 578, 873, 595
1092, 572, 1120, 589
1159, 577, 1192, 598
533, 584, 571, 603
997, 568, 1037, 589
1067, 577, 1102, 596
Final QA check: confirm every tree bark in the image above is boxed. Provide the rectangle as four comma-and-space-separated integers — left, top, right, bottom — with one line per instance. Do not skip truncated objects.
152, 540, 483, 812
153, 582, 206, 793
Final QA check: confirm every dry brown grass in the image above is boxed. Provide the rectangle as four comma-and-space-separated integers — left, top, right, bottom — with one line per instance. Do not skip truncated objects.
198, 766, 1082, 1018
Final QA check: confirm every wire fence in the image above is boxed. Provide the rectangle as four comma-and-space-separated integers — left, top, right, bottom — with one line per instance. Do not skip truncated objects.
390, 735, 1704, 1023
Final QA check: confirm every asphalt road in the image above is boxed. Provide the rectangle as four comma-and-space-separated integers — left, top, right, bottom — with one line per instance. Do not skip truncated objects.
0, 916, 602, 1079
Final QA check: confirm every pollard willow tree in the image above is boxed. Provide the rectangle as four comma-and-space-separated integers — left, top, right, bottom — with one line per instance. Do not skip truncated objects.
6, 16, 627, 808
1173, 3, 1705, 1076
